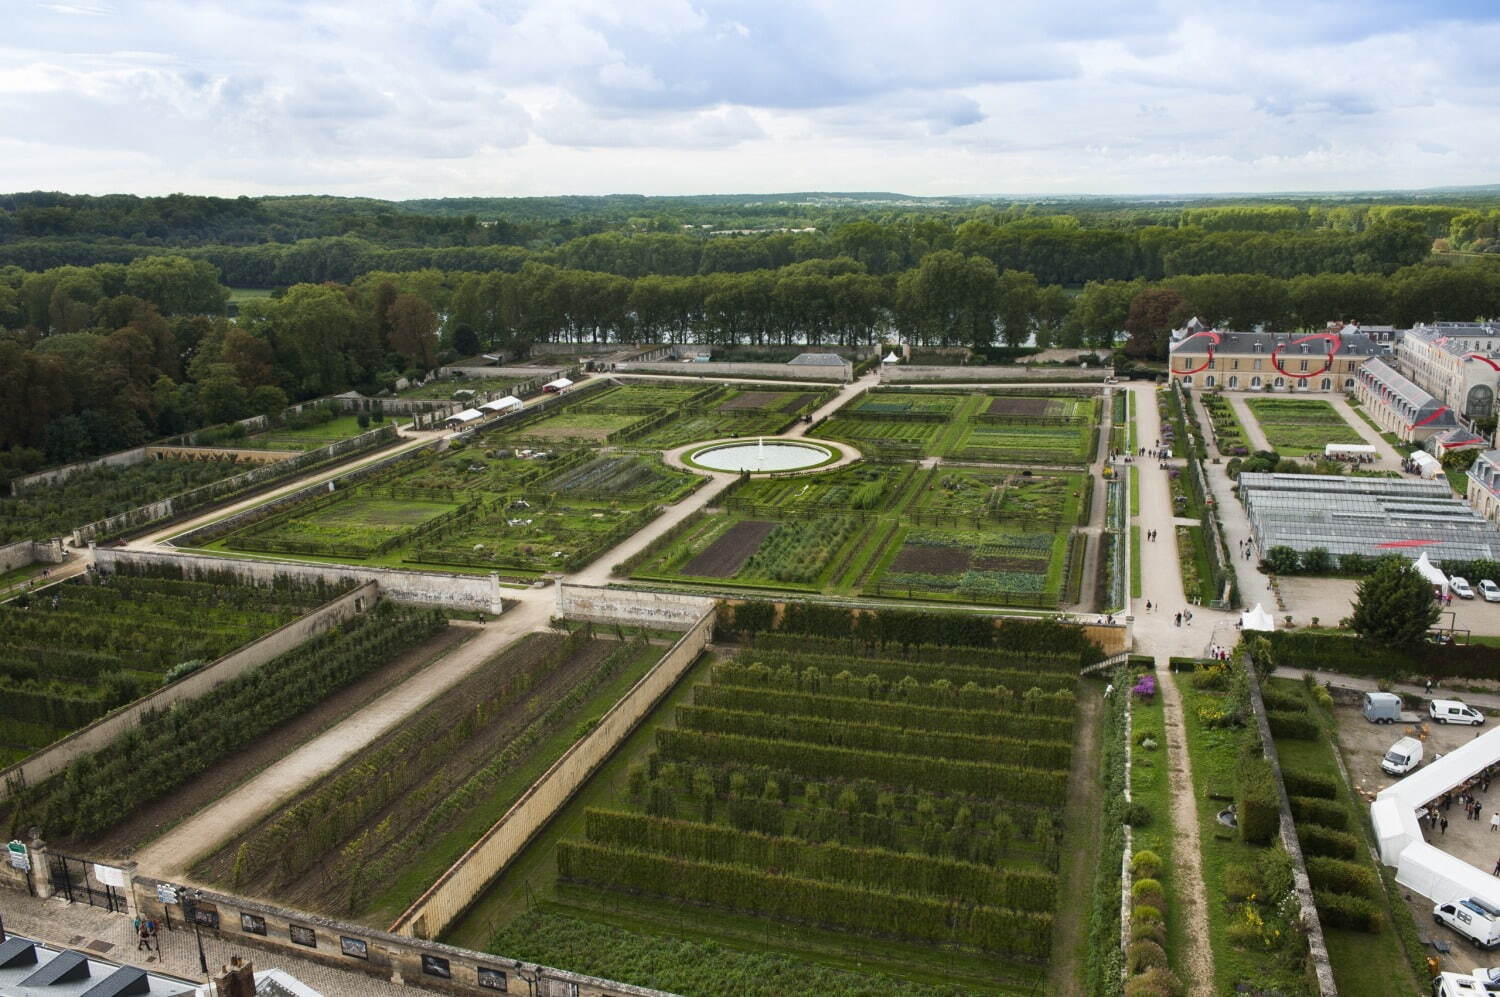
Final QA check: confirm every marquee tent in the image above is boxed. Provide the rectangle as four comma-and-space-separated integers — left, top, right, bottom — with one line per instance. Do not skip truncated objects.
1240, 604, 1276, 632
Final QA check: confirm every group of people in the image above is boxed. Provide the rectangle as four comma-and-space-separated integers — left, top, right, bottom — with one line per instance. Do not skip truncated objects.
1423, 770, 1499, 842
1207, 644, 1231, 661
1237, 538, 1256, 562
132, 913, 159, 952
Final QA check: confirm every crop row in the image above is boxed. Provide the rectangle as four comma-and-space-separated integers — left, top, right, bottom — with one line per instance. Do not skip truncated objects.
707, 662, 1076, 718
656, 728, 1068, 803
559, 840, 1051, 959
695, 684, 1057, 741
745, 630, 1081, 671
584, 809, 1056, 912
730, 650, 1077, 692
5, 605, 446, 840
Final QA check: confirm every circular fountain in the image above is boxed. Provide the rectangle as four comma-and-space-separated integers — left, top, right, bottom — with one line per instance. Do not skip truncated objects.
687, 438, 836, 474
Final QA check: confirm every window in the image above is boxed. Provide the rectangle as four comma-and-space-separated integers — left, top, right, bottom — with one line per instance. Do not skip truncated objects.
1206, 375, 1216, 387
1274, 377, 1285, 388
1207, 358, 1216, 369
1253, 359, 1262, 370
1251, 376, 1262, 388
1345, 378, 1355, 389
1232, 359, 1240, 370
1299, 359, 1309, 372
1182, 375, 1193, 385
1228, 376, 1239, 388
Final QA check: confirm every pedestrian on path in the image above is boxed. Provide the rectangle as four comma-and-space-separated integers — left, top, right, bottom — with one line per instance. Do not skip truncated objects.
1426, 678, 1434, 695
1442, 816, 1450, 835
1494, 857, 1500, 876
1174, 612, 1182, 627
1491, 812, 1499, 832
1145, 600, 1152, 612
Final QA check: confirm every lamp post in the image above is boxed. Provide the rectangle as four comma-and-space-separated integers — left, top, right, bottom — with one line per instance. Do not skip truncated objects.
512, 961, 539, 997
182, 889, 208, 976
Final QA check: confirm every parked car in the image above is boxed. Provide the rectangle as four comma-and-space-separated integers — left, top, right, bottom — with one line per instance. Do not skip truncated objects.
1363, 691, 1404, 724
1481, 580, 1500, 603
1432, 699, 1486, 726
1382, 736, 1424, 775
1434, 971, 1487, 996
1452, 577, 1477, 600
1435, 898, 1500, 949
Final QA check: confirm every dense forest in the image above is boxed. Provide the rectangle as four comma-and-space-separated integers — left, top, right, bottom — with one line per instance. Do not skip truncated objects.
4, 189, 1500, 477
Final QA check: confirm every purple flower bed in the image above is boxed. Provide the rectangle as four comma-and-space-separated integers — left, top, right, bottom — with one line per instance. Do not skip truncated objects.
1132, 674, 1156, 699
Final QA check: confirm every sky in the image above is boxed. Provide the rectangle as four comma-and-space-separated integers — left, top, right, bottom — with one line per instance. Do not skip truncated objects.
4, 0, 1500, 199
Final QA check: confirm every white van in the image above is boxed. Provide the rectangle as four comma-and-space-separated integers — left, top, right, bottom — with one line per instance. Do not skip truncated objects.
1364, 691, 1403, 724
1382, 736, 1424, 776
1432, 700, 1486, 726
1435, 898, 1500, 949
1434, 972, 1487, 996
1453, 577, 1477, 600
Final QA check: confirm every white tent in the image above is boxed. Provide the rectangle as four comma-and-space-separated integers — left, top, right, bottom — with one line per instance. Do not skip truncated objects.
543, 377, 573, 393
445, 408, 483, 427
882, 351, 900, 364
1240, 604, 1276, 632
480, 395, 523, 413
1373, 724, 1500, 905
1413, 552, 1450, 595
1411, 450, 1442, 479
1324, 443, 1376, 458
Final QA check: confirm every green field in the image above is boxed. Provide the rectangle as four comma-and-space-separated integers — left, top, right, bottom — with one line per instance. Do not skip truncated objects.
1244, 398, 1363, 454
0, 459, 246, 543
444, 641, 1086, 995
237, 414, 378, 451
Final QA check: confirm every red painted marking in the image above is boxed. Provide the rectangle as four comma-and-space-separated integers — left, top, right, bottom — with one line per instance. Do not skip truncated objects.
1410, 405, 1451, 431
1462, 353, 1500, 371
1170, 330, 1221, 376
1270, 332, 1341, 380
1375, 539, 1440, 549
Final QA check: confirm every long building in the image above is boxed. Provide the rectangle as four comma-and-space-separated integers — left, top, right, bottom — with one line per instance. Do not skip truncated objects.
1240, 472, 1500, 564
1167, 328, 1385, 392
1394, 322, 1500, 420
1352, 357, 1460, 444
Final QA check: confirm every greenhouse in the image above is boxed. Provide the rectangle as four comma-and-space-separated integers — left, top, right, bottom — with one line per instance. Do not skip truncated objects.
1240, 472, 1500, 562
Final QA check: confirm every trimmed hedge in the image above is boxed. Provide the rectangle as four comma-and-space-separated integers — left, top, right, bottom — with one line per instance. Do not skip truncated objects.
1290, 796, 1349, 831
1315, 890, 1383, 933
1306, 856, 1378, 900
1267, 630, 1500, 681
1238, 755, 1281, 846
1267, 711, 1320, 740
1282, 767, 1338, 800
1299, 824, 1360, 861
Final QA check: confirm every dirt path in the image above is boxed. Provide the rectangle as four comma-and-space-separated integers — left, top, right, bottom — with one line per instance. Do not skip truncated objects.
132, 595, 552, 879
1048, 684, 1104, 992
1156, 659, 1215, 997
73, 624, 476, 860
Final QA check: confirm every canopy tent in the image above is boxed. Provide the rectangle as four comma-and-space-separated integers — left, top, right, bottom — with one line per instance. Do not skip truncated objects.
480, 395, 523, 413
1413, 551, 1450, 595
445, 408, 483, 426
543, 378, 573, 393
882, 351, 900, 364
1324, 443, 1376, 458
1240, 604, 1276, 632
1411, 450, 1443, 479
1373, 724, 1500, 905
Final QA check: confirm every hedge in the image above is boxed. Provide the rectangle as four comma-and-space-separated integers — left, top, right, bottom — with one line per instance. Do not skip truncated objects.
1238, 755, 1281, 846
693, 684, 1042, 740
1267, 711, 1320, 740
1306, 856, 1378, 900
1290, 796, 1349, 831
557, 840, 1053, 959
1315, 891, 1383, 933
1261, 688, 1309, 714
1267, 630, 1500, 681
1282, 768, 1338, 800
1299, 824, 1360, 861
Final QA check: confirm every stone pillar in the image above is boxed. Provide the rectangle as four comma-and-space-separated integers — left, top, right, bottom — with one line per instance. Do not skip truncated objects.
118, 861, 139, 918
29, 835, 52, 900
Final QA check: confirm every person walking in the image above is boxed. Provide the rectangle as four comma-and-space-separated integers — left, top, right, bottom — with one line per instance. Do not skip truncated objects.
1490, 812, 1499, 832
1426, 678, 1434, 695
1174, 612, 1182, 627
1493, 856, 1500, 876
1442, 816, 1450, 835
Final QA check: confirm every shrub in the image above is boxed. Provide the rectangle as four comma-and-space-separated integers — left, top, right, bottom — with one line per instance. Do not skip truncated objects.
1290, 796, 1348, 831
1223, 862, 1261, 901
1132, 849, 1163, 880
1261, 688, 1307, 713
1315, 891, 1383, 933
1127, 939, 1168, 973
1299, 824, 1360, 860
1124, 966, 1184, 997
1125, 802, 1154, 828
1131, 917, 1167, 947
1282, 768, 1338, 800
1238, 756, 1280, 845
1132, 878, 1165, 909
1307, 856, 1378, 899
1268, 710, 1320, 740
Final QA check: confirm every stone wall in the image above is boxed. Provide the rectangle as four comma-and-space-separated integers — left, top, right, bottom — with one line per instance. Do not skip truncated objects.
615, 360, 850, 382
0, 539, 66, 574
0, 581, 378, 800
72, 425, 401, 545
144, 445, 299, 465
93, 547, 507, 615
9, 446, 150, 494
883, 365, 1113, 383
556, 583, 715, 630
393, 607, 714, 940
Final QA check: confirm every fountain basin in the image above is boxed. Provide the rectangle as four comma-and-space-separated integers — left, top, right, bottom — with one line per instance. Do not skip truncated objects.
687, 440, 836, 474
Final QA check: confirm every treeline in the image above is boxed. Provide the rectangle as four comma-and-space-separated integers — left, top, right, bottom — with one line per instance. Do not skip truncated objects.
0, 215, 1434, 288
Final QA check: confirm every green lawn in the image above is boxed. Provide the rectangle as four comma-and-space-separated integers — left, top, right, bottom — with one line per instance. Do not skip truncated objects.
1244, 398, 1363, 454
1129, 682, 1190, 980
239, 414, 381, 451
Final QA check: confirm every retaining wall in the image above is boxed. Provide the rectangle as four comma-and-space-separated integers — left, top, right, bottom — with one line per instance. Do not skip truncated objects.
72, 425, 401, 545
93, 547, 507, 615
883, 365, 1113, 383
9, 446, 150, 494
556, 583, 715, 630
0, 539, 66, 574
144, 445, 299, 465
615, 360, 851, 382
0, 581, 378, 799
393, 607, 714, 940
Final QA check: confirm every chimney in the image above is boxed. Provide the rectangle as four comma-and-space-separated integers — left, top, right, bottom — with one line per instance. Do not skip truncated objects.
213, 956, 256, 997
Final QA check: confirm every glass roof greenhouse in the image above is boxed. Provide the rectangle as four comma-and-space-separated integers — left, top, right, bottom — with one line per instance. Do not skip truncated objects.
1240, 473, 1500, 562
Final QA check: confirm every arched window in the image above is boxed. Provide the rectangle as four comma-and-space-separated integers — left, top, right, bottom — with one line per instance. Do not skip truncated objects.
1228, 376, 1239, 389
1344, 378, 1355, 389
1205, 375, 1216, 387
1320, 378, 1331, 391
1182, 375, 1193, 386
1274, 377, 1285, 388
1251, 376, 1262, 388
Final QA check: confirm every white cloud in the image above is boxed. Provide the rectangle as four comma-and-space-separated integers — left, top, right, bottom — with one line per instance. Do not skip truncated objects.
0, 0, 1498, 196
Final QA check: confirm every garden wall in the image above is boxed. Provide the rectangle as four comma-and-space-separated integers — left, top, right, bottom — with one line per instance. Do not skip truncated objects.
72, 424, 401, 545
92, 547, 508, 615
144, 445, 299, 464
118, 873, 670, 997
614, 360, 851, 382
555, 583, 715, 630
882, 365, 1113, 383
392, 606, 714, 940
0, 538, 66, 573
8, 445, 150, 494
0, 581, 379, 799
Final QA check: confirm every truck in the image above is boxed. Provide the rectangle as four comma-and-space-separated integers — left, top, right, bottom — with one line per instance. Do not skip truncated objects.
1432, 700, 1486, 726
1382, 735, 1424, 776
1435, 898, 1500, 949
1364, 691, 1404, 724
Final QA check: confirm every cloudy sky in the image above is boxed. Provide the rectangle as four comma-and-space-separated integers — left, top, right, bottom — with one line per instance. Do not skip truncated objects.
5, 0, 1500, 199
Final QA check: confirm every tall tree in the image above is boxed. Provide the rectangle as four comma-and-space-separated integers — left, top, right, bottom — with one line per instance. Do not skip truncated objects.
387, 293, 438, 368
1350, 558, 1441, 647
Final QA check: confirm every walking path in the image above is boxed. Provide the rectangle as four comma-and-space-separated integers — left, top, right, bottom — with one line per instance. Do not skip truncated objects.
1271, 666, 1500, 711
1225, 393, 1273, 453
1327, 393, 1406, 469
